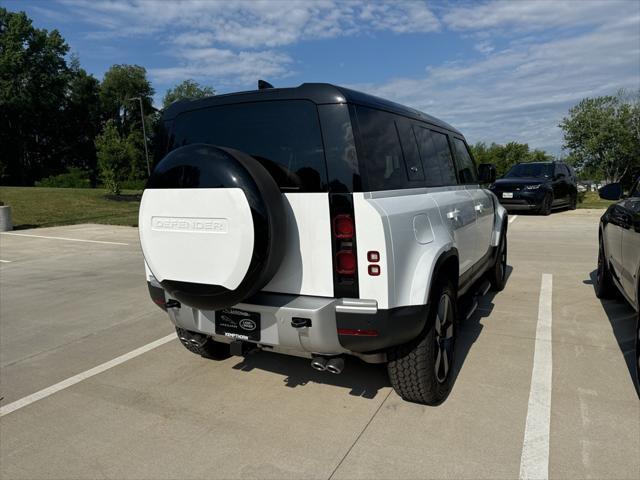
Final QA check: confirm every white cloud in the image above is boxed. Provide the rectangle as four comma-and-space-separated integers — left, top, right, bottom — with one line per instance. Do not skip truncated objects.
150, 47, 293, 87
443, 0, 630, 32
356, 13, 640, 152
58, 0, 439, 47
51, 0, 440, 86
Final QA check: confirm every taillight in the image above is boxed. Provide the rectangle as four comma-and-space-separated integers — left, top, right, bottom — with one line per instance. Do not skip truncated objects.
332, 213, 357, 279
336, 250, 356, 275
333, 214, 354, 239
329, 194, 359, 298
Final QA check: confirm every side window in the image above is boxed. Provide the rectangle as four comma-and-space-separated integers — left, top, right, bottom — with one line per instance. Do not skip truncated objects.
355, 106, 408, 191
395, 118, 425, 182
413, 126, 458, 186
452, 137, 478, 184
562, 164, 571, 178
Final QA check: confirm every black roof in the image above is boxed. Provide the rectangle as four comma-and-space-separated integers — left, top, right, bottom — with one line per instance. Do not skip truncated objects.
163, 83, 461, 135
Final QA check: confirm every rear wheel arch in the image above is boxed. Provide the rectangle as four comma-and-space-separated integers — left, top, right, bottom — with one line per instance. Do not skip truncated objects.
429, 249, 459, 303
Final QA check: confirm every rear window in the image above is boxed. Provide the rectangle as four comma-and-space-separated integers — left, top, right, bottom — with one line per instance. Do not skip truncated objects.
166, 100, 327, 192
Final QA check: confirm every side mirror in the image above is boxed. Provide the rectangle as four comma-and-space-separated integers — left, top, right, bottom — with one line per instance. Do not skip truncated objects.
554, 173, 565, 180
598, 183, 623, 201
478, 163, 496, 184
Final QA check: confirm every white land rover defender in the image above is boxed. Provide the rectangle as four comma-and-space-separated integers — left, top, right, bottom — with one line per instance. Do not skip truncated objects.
140, 83, 508, 405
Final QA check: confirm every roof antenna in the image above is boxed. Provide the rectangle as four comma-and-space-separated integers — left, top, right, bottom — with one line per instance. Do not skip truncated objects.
258, 79, 274, 90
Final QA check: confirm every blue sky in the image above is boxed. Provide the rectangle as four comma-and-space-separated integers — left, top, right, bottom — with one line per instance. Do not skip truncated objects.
7, 0, 640, 154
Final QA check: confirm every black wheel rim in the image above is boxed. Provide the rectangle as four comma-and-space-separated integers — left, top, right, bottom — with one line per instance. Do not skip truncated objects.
435, 293, 455, 383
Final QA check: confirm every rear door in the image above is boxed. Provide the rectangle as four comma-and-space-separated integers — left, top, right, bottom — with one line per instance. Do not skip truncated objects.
451, 137, 494, 263
413, 127, 477, 276
161, 100, 335, 297
552, 163, 568, 204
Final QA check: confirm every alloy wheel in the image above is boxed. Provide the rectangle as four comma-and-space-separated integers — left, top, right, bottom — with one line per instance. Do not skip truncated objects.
434, 293, 455, 383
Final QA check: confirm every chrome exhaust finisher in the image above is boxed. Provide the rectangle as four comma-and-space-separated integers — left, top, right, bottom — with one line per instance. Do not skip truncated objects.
325, 357, 345, 374
311, 357, 328, 371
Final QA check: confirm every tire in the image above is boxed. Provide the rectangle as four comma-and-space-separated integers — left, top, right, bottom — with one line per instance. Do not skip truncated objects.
387, 278, 458, 405
176, 328, 231, 360
595, 236, 616, 299
488, 228, 508, 292
143, 144, 287, 310
635, 311, 640, 395
569, 193, 577, 210
539, 193, 553, 216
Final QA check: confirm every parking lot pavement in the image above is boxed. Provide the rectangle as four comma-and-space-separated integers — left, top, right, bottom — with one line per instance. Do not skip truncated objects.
0, 214, 638, 479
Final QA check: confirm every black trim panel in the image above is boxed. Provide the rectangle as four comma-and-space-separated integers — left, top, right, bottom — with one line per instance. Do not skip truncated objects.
337, 305, 428, 353
147, 282, 167, 311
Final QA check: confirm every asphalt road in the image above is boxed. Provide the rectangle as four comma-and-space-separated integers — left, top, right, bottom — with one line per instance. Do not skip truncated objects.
0, 211, 638, 479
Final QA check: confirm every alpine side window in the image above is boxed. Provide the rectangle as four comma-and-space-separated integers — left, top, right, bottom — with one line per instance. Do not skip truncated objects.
452, 137, 478, 184
413, 126, 458, 186
395, 117, 425, 183
355, 106, 409, 191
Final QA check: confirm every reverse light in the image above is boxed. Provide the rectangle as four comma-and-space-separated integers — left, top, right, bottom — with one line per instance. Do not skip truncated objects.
367, 251, 380, 262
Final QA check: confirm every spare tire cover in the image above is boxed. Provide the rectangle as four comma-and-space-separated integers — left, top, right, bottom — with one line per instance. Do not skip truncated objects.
139, 144, 286, 310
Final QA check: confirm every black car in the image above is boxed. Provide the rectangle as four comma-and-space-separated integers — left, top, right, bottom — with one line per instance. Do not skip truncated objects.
490, 161, 578, 215
596, 177, 640, 391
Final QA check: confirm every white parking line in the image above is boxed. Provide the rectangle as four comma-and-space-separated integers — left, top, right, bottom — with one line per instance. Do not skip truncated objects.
520, 273, 553, 480
509, 215, 518, 224
0, 259, 11, 263
0, 232, 129, 246
0, 334, 176, 417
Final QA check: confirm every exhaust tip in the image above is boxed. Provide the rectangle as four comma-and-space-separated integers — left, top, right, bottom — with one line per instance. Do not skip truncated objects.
311, 357, 327, 371
326, 357, 345, 374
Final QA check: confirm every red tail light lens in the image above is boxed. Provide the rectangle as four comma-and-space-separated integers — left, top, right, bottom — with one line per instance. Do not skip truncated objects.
337, 328, 378, 336
336, 250, 356, 275
333, 214, 354, 239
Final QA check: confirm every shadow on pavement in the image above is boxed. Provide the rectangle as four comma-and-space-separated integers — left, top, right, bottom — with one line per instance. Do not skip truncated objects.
231, 265, 515, 403
232, 349, 390, 400
452, 266, 514, 390
585, 270, 639, 397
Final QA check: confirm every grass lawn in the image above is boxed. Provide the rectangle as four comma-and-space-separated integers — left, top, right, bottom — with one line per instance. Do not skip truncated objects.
0, 187, 141, 229
578, 191, 616, 209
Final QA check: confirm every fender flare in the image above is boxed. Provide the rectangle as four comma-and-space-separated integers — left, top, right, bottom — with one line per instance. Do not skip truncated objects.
408, 244, 459, 307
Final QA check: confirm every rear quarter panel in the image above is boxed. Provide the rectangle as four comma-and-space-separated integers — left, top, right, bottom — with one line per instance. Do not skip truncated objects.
354, 190, 455, 310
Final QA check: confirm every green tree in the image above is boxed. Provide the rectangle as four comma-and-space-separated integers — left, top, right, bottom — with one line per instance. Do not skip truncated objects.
0, 8, 70, 184
100, 64, 153, 132
470, 141, 551, 177
162, 79, 214, 108
95, 120, 133, 195
59, 56, 102, 182
560, 91, 640, 183
100, 64, 154, 179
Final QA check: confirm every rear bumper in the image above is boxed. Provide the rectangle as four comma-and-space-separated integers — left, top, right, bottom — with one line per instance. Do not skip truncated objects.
154, 284, 427, 358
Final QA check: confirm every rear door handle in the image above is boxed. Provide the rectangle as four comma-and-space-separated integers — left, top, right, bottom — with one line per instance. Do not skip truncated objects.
446, 208, 461, 220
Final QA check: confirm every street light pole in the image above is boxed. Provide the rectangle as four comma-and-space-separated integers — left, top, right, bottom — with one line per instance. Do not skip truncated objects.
129, 96, 151, 176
